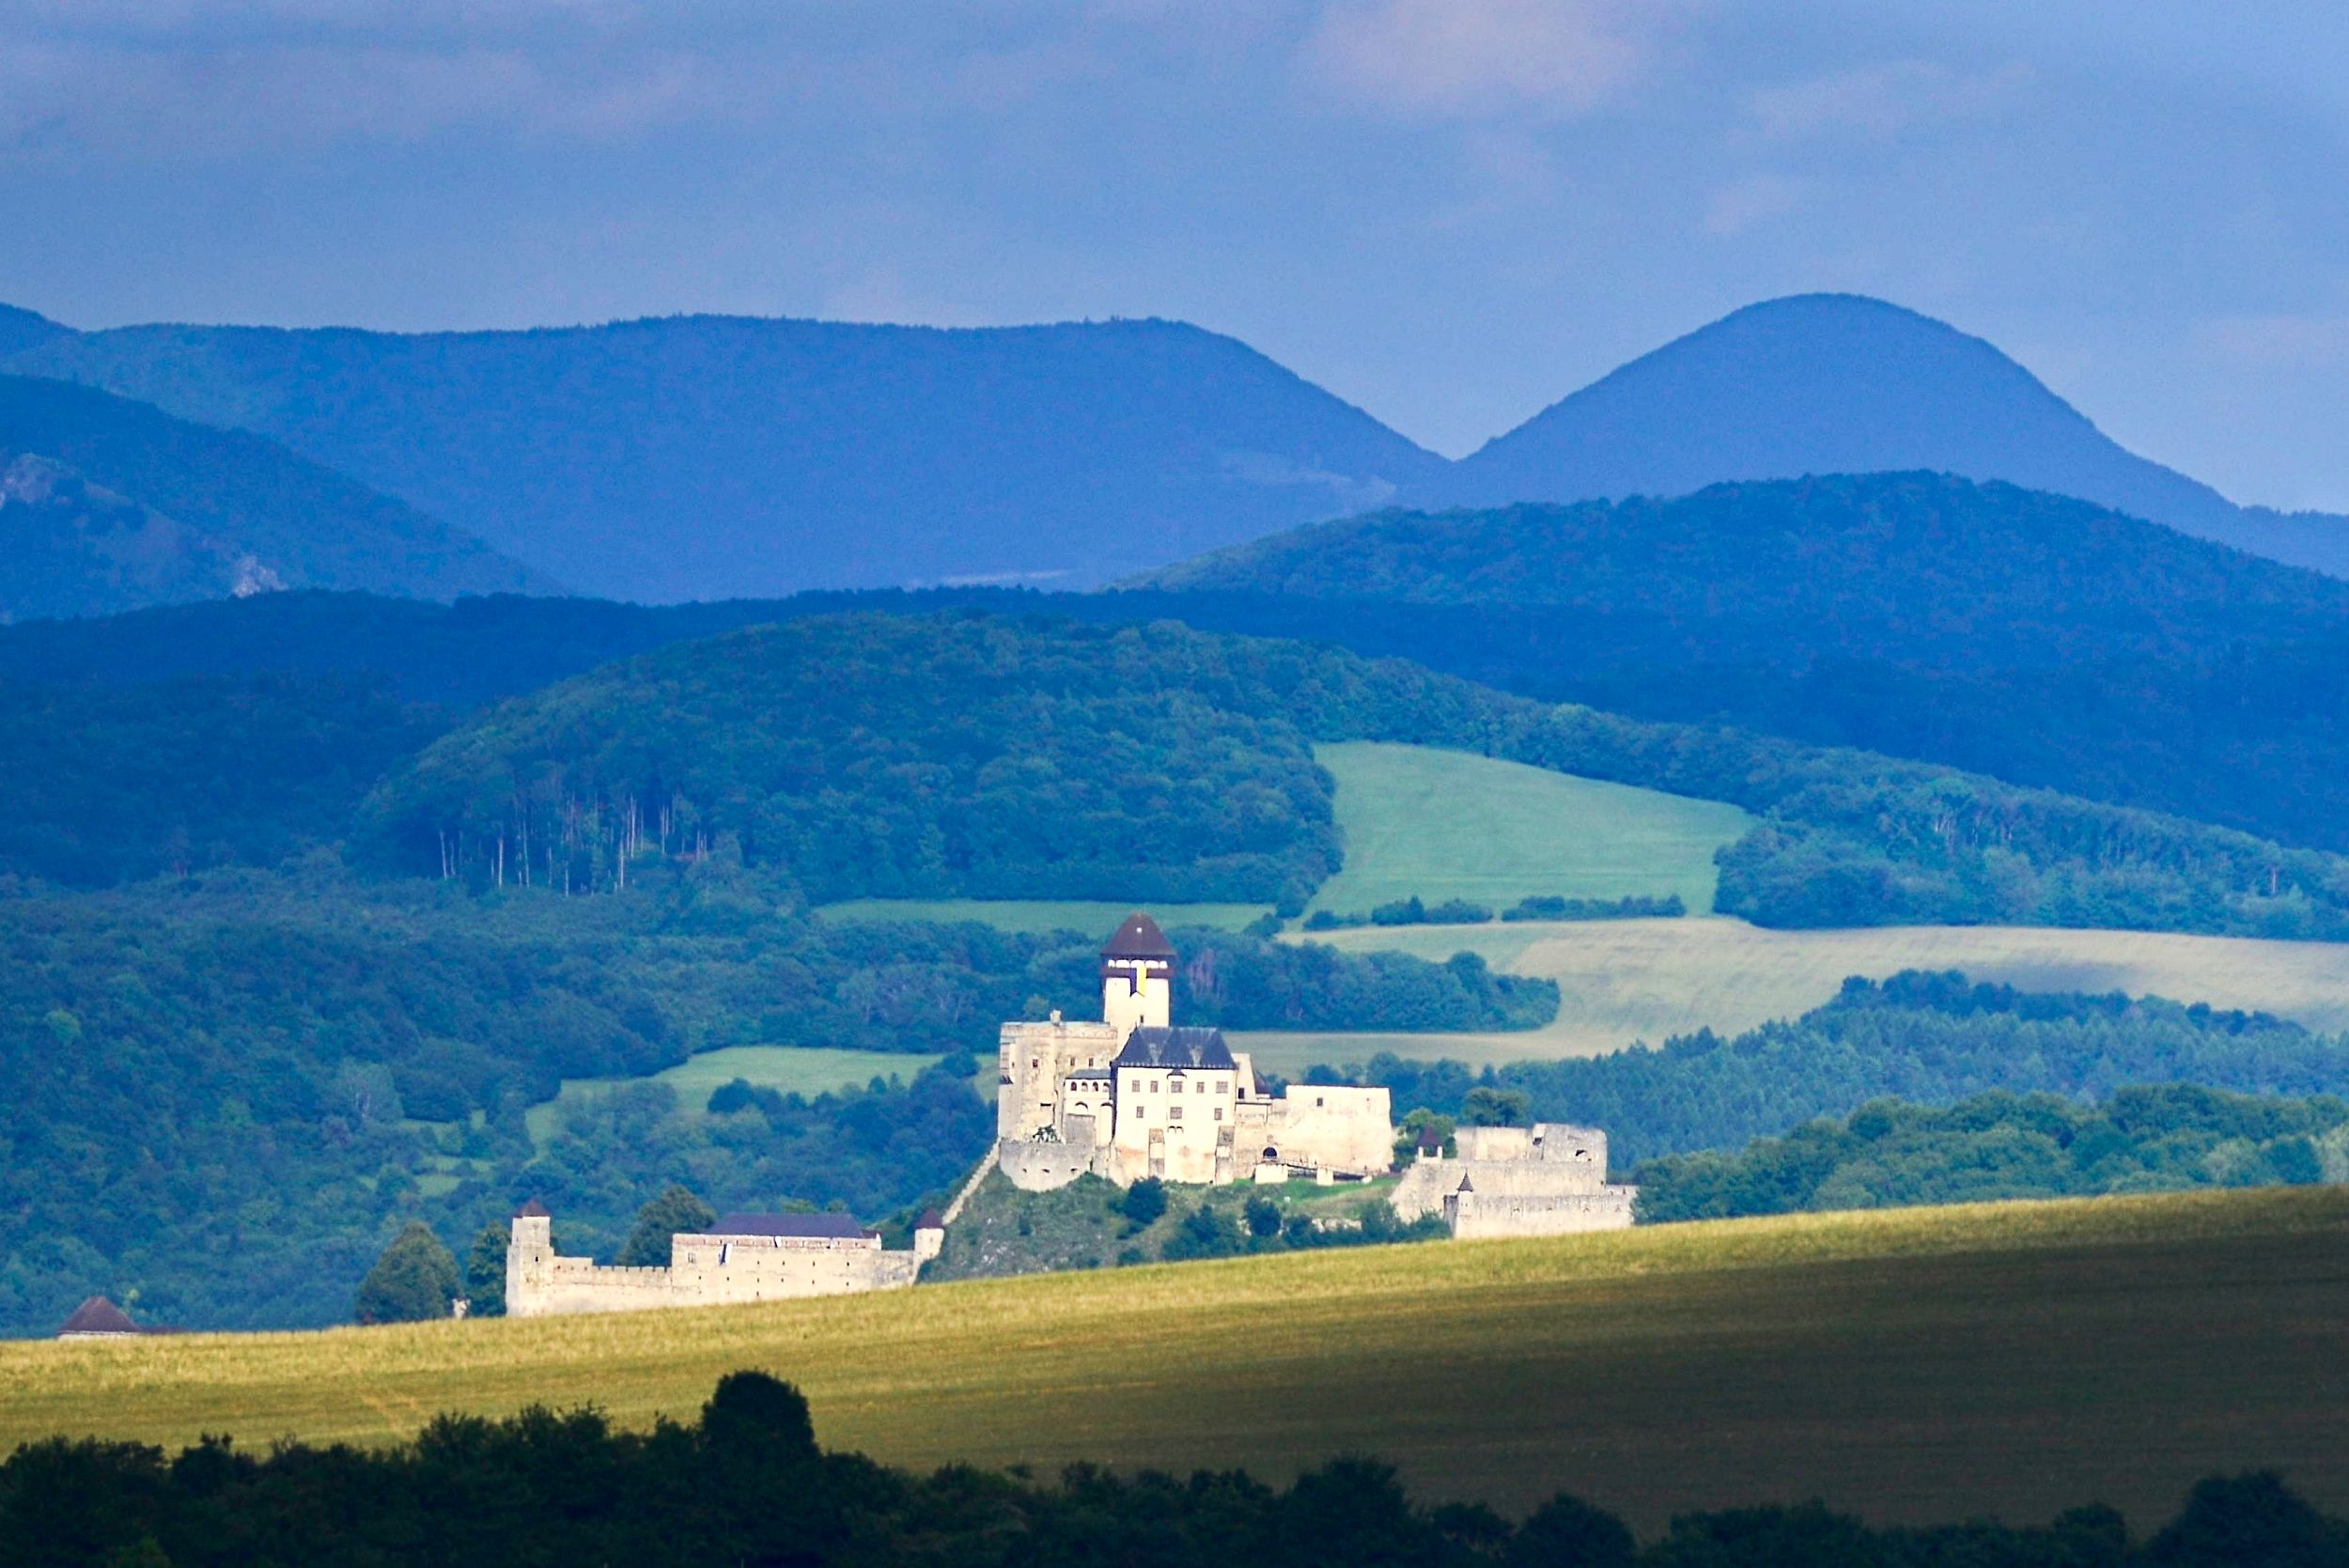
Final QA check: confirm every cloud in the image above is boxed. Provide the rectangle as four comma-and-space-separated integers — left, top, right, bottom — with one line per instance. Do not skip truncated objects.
1749, 58, 2031, 144
1700, 170, 1803, 235
1305, 0, 1662, 119
2198, 313, 2349, 371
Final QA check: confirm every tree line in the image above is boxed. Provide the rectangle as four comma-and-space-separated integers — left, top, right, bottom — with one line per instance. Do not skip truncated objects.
0, 1373, 2331, 1567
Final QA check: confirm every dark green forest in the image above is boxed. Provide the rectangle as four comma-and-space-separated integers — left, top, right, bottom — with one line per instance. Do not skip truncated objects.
1349, 973, 2349, 1167
1636, 1084, 2349, 1222
364, 610, 2349, 939
1116, 474, 2349, 857
4, 1372, 2335, 1568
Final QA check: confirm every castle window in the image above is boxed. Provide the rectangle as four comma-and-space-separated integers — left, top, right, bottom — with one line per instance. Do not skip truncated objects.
1169, 1105, 1183, 1121
1316, 1096, 1326, 1108
1216, 1079, 1228, 1093
1214, 1107, 1224, 1122
1194, 1080, 1205, 1094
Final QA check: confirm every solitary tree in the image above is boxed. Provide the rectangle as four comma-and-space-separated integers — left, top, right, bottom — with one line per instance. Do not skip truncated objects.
465, 1223, 509, 1316
354, 1221, 461, 1324
617, 1184, 717, 1266
1461, 1087, 1531, 1127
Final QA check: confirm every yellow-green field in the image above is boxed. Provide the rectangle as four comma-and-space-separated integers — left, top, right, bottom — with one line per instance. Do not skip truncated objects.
9, 1188, 2349, 1529
1234, 914, 2349, 1074
525, 1046, 948, 1146
816, 898, 1269, 934
1305, 741, 1753, 916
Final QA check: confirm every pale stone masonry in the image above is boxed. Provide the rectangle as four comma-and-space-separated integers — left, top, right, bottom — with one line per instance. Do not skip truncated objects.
505, 1204, 941, 1318
995, 912, 1394, 1188
1390, 1123, 1638, 1237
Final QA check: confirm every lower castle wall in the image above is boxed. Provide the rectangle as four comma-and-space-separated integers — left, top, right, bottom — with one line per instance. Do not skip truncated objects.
1443, 1188, 1638, 1239
506, 1226, 922, 1317
997, 1141, 1105, 1191
1391, 1156, 1613, 1221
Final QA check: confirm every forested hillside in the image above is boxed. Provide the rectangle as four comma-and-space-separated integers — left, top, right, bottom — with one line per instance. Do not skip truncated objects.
6, 316, 1442, 601
365, 611, 2349, 939
1357, 971, 2349, 1166
1127, 474, 2349, 854
1637, 1082, 2349, 1222
0, 376, 542, 618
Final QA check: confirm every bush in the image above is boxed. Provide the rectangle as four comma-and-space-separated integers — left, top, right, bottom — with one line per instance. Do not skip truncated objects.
1120, 1178, 1168, 1226
1244, 1195, 1282, 1238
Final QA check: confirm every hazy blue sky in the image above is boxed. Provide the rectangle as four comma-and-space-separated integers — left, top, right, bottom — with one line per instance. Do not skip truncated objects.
3, 2, 2345, 507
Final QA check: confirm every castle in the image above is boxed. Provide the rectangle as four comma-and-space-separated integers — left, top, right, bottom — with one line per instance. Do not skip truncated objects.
504, 1203, 941, 1317
506, 909, 1633, 1317
993, 912, 1393, 1189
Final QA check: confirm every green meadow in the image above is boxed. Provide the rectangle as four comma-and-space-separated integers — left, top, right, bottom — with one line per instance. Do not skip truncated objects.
8, 1188, 2348, 1530
1305, 741, 1753, 916
524, 1045, 950, 1147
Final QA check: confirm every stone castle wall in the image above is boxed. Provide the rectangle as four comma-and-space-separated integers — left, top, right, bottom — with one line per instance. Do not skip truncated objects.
506, 1215, 926, 1318
1443, 1188, 1638, 1239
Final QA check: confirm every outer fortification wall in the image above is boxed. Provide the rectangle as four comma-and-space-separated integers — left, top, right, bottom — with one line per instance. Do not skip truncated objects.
1392, 1121, 1638, 1235
1444, 1188, 1638, 1239
506, 1212, 924, 1318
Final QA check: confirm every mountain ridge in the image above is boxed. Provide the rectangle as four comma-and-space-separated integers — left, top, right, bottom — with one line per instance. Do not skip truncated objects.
0, 374, 552, 619
7, 292, 2343, 599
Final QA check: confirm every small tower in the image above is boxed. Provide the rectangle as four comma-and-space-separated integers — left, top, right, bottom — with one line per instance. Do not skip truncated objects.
1100, 911, 1174, 1042
506, 1199, 553, 1316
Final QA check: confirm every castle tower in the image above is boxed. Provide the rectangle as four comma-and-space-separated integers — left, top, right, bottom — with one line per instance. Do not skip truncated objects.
1100, 911, 1174, 1042
506, 1199, 553, 1316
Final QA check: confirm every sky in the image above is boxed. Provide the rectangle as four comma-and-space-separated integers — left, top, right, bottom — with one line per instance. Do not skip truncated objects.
2, 1, 2346, 508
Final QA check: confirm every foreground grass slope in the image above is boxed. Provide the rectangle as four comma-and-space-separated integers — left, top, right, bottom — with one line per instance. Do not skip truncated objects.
1237, 915, 2349, 1071
9, 1188, 2349, 1529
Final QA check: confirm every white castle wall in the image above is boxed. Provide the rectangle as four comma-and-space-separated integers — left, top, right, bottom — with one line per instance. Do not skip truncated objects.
505, 1213, 926, 1318
1444, 1188, 1638, 1238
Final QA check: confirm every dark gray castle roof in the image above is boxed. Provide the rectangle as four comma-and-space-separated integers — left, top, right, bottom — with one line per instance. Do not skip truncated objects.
58, 1296, 140, 1336
702, 1213, 875, 1240
1103, 911, 1175, 961
1112, 1026, 1236, 1071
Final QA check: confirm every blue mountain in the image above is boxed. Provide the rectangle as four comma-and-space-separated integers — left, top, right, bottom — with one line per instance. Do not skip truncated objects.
7, 316, 1445, 602
1440, 293, 2349, 574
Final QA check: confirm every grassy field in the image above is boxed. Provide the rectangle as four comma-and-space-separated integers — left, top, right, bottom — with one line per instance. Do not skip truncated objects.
1305, 741, 1752, 916
525, 1046, 948, 1147
816, 898, 1270, 935
1233, 914, 2349, 1074
9, 1188, 2349, 1530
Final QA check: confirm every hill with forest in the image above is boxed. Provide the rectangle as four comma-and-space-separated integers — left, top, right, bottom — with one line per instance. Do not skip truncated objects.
4, 315, 1443, 602
0, 375, 544, 619
1441, 293, 2349, 575
359, 610, 2349, 941
1127, 473, 2349, 854
11, 291, 2342, 604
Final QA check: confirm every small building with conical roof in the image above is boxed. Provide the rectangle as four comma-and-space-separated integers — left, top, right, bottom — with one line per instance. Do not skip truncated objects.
56, 1296, 144, 1340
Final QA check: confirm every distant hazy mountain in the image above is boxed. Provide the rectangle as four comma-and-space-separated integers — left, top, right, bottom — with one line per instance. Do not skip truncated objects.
7, 316, 1445, 602
9, 293, 2343, 601
0, 304, 71, 360
0, 375, 547, 621
1441, 293, 2349, 575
